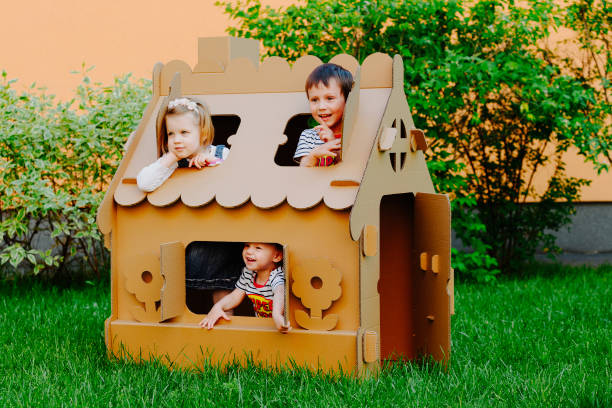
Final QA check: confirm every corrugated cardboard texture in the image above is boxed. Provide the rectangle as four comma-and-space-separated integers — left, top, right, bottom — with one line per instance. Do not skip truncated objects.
413, 193, 451, 363
99, 38, 452, 376
349, 55, 435, 241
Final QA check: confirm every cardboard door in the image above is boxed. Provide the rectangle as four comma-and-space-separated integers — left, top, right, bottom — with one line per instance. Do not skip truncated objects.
160, 241, 186, 322
412, 192, 451, 363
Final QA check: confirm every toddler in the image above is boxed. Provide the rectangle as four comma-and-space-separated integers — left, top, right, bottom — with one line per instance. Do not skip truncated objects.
293, 63, 354, 167
200, 242, 289, 333
136, 97, 228, 192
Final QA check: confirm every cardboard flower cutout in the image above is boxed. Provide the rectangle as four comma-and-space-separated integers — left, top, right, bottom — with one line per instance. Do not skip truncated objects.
292, 258, 342, 330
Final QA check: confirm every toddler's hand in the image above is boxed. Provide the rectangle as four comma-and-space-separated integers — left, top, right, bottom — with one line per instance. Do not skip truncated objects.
273, 314, 291, 334
199, 307, 231, 329
314, 124, 335, 142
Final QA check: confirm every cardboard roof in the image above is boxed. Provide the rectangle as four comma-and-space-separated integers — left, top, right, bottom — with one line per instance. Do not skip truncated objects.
97, 37, 434, 239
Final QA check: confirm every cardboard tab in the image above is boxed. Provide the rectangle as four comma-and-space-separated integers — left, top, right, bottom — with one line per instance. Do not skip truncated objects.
363, 330, 378, 363
420, 252, 430, 271
362, 225, 378, 257
431, 255, 440, 274
410, 129, 427, 151
378, 127, 397, 151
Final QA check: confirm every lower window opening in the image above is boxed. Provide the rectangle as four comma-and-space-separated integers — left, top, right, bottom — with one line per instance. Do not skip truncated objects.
185, 241, 288, 324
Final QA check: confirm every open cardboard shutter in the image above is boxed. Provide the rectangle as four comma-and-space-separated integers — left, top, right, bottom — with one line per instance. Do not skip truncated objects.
340, 66, 361, 161
283, 245, 290, 328
160, 241, 186, 321
412, 193, 451, 362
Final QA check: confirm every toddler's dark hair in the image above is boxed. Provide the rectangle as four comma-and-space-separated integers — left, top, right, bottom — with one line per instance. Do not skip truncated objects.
305, 63, 354, 99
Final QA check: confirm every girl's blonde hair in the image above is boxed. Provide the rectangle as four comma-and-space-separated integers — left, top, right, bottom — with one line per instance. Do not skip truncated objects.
157, 97, 214, 157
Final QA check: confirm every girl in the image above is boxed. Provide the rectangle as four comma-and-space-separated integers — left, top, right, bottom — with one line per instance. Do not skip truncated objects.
136, 97, 228, 192
137, 97, 238, 314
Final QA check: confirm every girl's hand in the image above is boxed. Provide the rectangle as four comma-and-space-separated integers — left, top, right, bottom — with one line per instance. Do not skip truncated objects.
159, 151, 180, 168
314, 124, 334, 142
299, 139, 342, 167
199, 306, 230, 329
189, 150, 217, 169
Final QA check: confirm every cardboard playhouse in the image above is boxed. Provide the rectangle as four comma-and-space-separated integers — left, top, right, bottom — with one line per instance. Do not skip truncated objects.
97, 37, 454, 376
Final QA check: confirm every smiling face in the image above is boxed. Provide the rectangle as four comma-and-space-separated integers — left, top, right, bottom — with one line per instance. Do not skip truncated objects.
242, 243, 282, 273
165, 112, 202, 159
307, 78, 346, 134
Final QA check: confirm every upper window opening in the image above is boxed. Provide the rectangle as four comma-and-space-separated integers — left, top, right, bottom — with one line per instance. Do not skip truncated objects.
211, 115, 241, 148
274, 113, 314, 166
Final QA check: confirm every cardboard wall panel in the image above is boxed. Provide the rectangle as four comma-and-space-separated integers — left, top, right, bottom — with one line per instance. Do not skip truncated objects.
99, 37, 451, 376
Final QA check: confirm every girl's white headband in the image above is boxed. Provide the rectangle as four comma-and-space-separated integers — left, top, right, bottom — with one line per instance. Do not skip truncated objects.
168, 98, 198, 111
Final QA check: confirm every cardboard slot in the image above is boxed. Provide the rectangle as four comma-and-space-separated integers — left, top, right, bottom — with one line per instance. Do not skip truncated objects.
330, 180, 360, 187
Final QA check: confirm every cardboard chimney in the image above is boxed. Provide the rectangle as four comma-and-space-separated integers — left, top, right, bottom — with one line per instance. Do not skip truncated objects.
97, 37, 453, 376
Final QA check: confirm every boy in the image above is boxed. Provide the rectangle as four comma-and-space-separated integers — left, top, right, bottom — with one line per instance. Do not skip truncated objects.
293, 63, 354, 167
199, 242, 289, 333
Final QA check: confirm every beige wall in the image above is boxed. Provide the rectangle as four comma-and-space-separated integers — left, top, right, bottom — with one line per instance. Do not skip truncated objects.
0, 0, 292, 98
1, 0, 608, 201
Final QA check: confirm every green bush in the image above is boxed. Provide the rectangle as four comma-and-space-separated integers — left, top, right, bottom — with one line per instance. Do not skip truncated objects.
0, 68, 150, 279
219, 0, 609, 279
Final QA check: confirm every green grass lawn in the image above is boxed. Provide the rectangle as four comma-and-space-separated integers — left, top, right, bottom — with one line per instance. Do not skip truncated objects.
1, 264, 610, 407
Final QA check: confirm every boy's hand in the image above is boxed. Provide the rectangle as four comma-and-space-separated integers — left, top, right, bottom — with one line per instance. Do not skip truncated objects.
300, 139, 342, 167
314, 124, 335, 142
273, 314, 291, 334
199, 306, 231, 329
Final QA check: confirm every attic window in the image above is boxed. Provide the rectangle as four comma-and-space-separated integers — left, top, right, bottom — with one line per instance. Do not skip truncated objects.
389, 119, 408, 173
274, 113, 313, 166
211, 115, 241, 149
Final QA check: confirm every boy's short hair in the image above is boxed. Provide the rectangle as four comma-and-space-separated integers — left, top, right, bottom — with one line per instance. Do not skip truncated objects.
305, 63, 354, 99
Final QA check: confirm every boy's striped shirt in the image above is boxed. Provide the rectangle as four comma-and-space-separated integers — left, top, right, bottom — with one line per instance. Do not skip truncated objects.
235, 267, 285, 317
